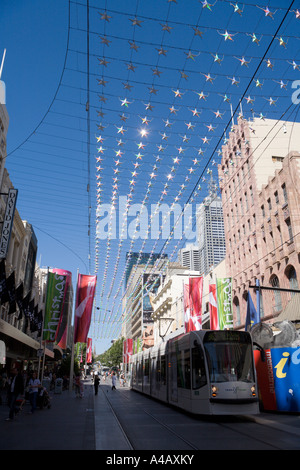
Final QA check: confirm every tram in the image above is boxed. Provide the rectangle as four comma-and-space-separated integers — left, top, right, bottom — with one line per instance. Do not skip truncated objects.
130, 330, 260, 415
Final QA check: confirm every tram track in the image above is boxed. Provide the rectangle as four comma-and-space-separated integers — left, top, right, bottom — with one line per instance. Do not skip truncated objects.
98, 383, 300, 450
100, 384, 200, 450
100, 384, 135, 450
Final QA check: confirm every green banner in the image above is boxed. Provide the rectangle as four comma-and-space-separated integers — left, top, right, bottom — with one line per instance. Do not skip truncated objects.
43, 272, 67, 342
216, 278, 233, 330
133, 338, 142, 354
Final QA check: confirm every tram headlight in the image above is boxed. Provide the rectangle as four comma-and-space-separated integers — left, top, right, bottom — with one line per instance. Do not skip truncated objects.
251, 386, 256, 397
211, 385, 218, 397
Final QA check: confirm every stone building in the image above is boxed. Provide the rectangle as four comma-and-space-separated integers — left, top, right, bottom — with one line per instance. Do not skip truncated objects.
218, 116, 300, 328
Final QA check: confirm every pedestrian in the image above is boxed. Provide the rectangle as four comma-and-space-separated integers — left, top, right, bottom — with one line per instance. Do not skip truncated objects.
111, 372, 116, 391
74, 374, 81, 398
5, 368, 24, 421
28, 371, 41, 414
94, 374, 100, 395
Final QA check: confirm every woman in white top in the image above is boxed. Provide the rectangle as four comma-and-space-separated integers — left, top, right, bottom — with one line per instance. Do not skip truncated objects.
28, 371, 41, 413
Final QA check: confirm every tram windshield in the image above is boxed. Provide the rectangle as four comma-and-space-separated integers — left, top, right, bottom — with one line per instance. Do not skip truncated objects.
203, 331, 255, 383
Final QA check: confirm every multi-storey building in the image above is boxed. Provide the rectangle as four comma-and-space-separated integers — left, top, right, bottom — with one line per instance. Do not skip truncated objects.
197, 179, 226, 276
178, 244, 200, 271
122, 263, 165, 347
0, 99, 53, 370
218, 116, 300, 328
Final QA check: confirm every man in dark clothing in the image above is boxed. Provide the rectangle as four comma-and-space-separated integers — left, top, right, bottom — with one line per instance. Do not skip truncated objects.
6, 368, 24, 421
94, 373, 100, 395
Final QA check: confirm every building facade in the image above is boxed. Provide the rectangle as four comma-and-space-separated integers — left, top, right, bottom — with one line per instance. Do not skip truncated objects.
178, 244, 200, 271
197, 179, 226, 276
218, 116, 300, 328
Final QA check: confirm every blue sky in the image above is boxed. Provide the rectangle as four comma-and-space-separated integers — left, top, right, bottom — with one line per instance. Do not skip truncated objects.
1, 0, 300, 354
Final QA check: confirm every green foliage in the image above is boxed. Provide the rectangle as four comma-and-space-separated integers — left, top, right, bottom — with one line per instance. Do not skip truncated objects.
95, 337, 124, 368
56, 353, 79, 377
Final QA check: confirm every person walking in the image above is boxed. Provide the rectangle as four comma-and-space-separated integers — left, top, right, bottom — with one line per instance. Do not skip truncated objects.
5, 368, 24, 421
28, 371, 41, 414
94, 374, 100, 395
111, 372, 117, 391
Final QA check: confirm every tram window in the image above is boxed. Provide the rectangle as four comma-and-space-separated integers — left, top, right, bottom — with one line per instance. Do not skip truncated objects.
137, 361, 142, 386
156, 358, 160, 382
151, 358, 156, 383
192, 347, 207, 389
177, 349, 191, 389
161, 355, 166, 385
144, 358, 150, 377
133, 364, 137, 385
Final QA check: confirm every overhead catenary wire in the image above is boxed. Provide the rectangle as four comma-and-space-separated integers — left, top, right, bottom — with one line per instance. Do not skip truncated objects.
102, 0, 296, 338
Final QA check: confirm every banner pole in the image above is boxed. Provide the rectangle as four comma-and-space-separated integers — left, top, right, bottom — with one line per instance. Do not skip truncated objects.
38, 267, 49, 380
69, 269, 79, 393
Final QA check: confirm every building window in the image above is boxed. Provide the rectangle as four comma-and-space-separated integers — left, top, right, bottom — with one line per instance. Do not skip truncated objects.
282, 183, 288, 204
270, 275, 282, 313
261, 204, 265, 217
267, 198, 272, 211
250, 186, 254, 205
272, 156, 284, 163
233, 297, 240, 326
244, 192, 248, 211
286, 266, 298, 292
274, 191, 279, 204
286, 218, 293, 241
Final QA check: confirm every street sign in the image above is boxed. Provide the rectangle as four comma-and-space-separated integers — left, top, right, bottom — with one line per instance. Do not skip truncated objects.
37, 348, 43, 357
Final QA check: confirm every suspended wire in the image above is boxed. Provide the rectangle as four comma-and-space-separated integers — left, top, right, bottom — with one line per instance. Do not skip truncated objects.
5, 0, 71, 160
103, 0, 297, 339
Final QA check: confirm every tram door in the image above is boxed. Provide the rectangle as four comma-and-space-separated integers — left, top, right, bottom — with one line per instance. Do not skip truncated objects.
168, 351, 178, 403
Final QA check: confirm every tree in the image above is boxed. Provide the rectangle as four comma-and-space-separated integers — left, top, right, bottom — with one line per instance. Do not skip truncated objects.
57, 353, 79, 377
96, 337, 124, 368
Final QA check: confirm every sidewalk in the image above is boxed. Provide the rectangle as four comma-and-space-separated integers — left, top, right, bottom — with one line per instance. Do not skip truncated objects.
0, 378, 96, 450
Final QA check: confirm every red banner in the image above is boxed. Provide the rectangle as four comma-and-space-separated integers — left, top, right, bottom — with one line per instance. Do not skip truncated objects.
74, 274, 97, 344
86, 337, 92, 363
184, 277, 203, 332
123, 338, 133, 363
209, 284, 218, 330
183, 283, 190, 333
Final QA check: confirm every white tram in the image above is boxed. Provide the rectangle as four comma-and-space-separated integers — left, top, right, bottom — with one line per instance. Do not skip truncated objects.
130, 330, 260, 415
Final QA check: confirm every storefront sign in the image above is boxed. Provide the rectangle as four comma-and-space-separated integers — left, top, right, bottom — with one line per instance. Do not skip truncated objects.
0, 189, 18, 259
254, 347, 300, 412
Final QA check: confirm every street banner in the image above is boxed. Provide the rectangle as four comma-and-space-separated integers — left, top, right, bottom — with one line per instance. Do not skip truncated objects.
43, 272, 67, 342
216, 278, 233, 330
87, 338, 92, 363
189, 277, 203, 331
22, 292, 31, 330
53, 268, 72, 349
184, 277, 203, 332
183, 282, 190, 333
74, 274, 97, 344
0, 259, 7, 300
133, 337, 142, 354
245, 290, 259, 332
209, 284, 218, 330
15, 282, 24, 320
123, 338, 133, 363
3, 271, 16, 314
